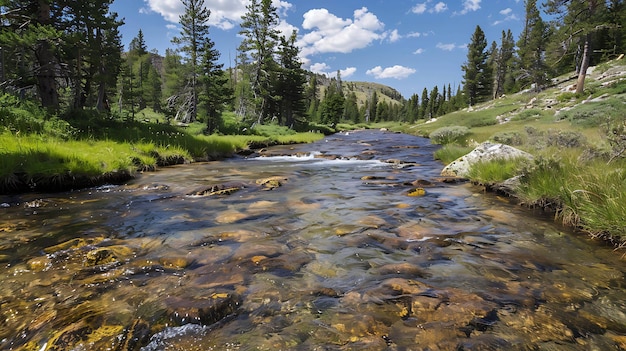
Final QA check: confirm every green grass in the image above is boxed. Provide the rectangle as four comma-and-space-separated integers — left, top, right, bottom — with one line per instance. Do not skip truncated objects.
433, 144, 473, 164
467, 157, 528, 185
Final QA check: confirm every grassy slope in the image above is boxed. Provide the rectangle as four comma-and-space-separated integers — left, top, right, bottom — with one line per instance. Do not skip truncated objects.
388, 57, 626, 247
0, 109, 325, 194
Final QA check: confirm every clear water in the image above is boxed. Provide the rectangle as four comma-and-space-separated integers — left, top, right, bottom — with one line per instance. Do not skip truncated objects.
0, 130, 624, 351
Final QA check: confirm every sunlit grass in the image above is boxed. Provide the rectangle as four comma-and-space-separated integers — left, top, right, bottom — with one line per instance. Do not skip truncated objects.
433, 144, 473, 164
467, 157, 528, 184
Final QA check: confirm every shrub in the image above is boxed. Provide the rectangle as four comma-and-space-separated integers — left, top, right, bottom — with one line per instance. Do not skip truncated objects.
429, 126, 470, 145
546, 129, 586, 148
491, 131, 523, 146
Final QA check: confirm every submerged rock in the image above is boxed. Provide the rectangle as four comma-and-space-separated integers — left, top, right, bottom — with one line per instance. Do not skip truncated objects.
441, 142, 533, 178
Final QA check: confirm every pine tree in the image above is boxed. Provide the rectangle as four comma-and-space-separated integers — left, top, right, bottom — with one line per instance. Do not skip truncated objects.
545, 0, 607, 94
238, 0, 280, 124
305, 75, 320, 122
129, 29, 147, 55
462, 25, 491, 106
199, 37, 233, 134
420, 87, 429, 119
319, 78, 344, 126
171, 0, 211, 122
276, 30, 307, 127
517, 0, 549, 92
493, 30, 515, 98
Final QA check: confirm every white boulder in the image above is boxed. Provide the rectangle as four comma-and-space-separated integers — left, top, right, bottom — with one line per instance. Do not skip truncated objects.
440, 142, 534, 178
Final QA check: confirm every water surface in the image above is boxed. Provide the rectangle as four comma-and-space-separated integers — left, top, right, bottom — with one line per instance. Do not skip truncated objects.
1, 130, 624, 350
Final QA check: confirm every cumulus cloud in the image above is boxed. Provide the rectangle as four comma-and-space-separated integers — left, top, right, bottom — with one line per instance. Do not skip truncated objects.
411, 3, 427, 14
143, 0, 292, 30
432, 2, 448, 13
413, 48, 425, 54
389, 29, 402, 43
298, 7, 385, 57
366, 65, 416, 80
493, 7, 519, 25
308, 63, 357, 78
456, 0, 481, 15
411, 1, 448, 14
436, 42, 461, 51
340, 67, 357, 78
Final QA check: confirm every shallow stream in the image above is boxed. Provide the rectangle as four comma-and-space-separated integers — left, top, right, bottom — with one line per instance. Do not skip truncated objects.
1, 130, 624, 350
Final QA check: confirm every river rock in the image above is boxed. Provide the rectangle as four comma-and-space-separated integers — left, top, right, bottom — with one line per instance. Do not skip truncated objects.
440, 142, 534, 178
164, 292, 241, 326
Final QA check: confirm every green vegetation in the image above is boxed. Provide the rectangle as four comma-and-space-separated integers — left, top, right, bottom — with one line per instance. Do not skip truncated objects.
396, 56, 626, 248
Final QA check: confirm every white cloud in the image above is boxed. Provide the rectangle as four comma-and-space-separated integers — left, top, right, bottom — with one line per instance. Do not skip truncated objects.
165, 24, 178, 30
456, 0, 481, 15
366, 65, 416, 80
309, 62, 331, 75
143, 0, 292, 30
389, 29, 402, 43
493, 8, 519, 26
412, 1, 448, 14
436, 42, 459, 51
308, 63, 357, 79
299, 7, 385, 57
413, 48, 425, 54
411, 3, 428, 14
431, 2, 448, 13
340, 67, 357, 78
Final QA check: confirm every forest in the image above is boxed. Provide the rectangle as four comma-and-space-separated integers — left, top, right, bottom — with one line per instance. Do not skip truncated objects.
1, 0, 624, 133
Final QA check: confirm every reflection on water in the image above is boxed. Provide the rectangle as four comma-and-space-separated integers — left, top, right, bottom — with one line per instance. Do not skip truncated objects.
0, 130, 624, 351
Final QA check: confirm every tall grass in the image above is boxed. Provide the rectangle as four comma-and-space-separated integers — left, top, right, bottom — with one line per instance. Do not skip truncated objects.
467, 157, 528, 184
516, 155, 626, 244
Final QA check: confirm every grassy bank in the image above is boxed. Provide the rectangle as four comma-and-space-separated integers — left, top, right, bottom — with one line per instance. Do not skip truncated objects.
391, 58, 626, 248
0, 103, 325, 193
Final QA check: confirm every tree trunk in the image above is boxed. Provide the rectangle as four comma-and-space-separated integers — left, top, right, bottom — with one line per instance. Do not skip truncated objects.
35, 1, 59, 109
575, 33, 591, 95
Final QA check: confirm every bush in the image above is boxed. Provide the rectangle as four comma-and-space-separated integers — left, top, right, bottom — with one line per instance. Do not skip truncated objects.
429, 126, 470, 145
546, 129, 586, 148
491, 131, 523, 146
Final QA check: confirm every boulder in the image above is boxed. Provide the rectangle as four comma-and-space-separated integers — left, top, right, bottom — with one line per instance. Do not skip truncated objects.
441, 142, 533, 178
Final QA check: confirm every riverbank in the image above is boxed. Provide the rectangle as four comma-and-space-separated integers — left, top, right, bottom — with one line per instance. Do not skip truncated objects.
0, 107, 326, 194
387, 58, 626, 250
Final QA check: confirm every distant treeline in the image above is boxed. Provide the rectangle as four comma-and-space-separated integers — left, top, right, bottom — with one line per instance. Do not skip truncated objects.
1, 0, 624, 133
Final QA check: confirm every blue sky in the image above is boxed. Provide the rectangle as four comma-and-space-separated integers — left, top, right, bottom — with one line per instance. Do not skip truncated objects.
110, 0, 526, 98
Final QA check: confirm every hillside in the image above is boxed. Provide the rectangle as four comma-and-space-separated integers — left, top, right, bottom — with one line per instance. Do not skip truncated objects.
391, 56, 626, 247
312, 72, 405, 108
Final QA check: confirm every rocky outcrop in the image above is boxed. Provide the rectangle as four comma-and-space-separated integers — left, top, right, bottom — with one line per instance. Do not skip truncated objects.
441, 142, 534, 178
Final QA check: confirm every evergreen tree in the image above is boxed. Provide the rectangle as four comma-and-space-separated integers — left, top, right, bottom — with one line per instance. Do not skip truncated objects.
319, 78, 344, 126
171, 0, 211, 122
545, 0, 607, 94
57, 0, 123, 110
406, 93, 419, 122
129, 29, 147, 55
428, 85, 439, 118
199, 37, 233, 134
368, 91, 378, 123
344, 92, 360, 124
0, 0, 61, 108
493, 29, 515, 98
238, 0, 280, 124
305, 75, 320, 122
517, 0, 549, 92
462, 25, 491, 106
276, 30, 307, 127
420, 87, 429, 119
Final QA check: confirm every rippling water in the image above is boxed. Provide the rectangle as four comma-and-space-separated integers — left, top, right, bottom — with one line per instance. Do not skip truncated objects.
0, 130, 624, 351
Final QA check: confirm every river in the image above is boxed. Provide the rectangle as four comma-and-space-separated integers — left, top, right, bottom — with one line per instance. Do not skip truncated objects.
0, 130, 624, 350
